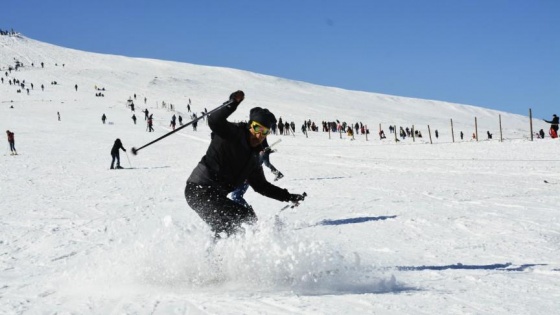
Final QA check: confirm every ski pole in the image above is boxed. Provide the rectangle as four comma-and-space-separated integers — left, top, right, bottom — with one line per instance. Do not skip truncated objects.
279, 192, 307, 212
131, 99, 234, 155
125, 151, 132, 168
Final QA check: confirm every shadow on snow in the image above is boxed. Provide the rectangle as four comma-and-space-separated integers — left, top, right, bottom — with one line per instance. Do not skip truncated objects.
396, 262, 546, 272
318, 215, 397, 226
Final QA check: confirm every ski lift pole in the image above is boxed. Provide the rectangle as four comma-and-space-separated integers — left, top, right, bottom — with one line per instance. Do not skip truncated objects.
131, 99, 234, 155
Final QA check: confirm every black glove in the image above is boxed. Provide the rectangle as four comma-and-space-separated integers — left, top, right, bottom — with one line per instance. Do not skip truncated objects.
229, 90, 245, 104
288, 193, 306, 203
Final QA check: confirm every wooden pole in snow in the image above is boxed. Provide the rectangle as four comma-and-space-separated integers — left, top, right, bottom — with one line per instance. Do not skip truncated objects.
529, 108, 534, 141
450, 119, 455, 143
428, 125, 433, 144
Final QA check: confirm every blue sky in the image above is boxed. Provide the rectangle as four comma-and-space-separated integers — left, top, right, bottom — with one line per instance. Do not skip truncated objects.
2, 0, 558, 117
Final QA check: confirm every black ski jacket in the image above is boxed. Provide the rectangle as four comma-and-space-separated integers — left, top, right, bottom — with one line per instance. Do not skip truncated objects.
544, 116, 559, 132
111, 139, 125, 155
187, 103, 291, 202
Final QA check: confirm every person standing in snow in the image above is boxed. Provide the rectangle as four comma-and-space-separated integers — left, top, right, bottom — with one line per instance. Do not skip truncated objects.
184, 91, 306, 239
147, 115, 154, 132
543, 114, 559, 138
6, 130, 17, 155
192, 112, 198, 131
101, 114, 106, 124
110, 138, 126, 169
132, 114, 137, 124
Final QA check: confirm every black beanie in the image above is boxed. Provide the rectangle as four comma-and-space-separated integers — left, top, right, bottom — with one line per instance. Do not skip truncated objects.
250, 107, 277, 129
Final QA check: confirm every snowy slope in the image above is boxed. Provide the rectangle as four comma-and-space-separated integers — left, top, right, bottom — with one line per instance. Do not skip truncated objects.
0, 34, 559, 314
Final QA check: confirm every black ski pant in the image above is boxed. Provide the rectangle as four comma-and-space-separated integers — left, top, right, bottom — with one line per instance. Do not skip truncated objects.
110, 152, 120, 169
185, 181, 257, 238
9, 141, 16, 152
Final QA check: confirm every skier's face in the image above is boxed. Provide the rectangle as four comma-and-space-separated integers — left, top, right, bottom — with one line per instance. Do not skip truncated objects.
249, 121, 269, 147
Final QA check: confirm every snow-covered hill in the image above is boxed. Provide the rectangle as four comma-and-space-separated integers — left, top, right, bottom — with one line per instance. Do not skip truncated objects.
1, 34, 558, 314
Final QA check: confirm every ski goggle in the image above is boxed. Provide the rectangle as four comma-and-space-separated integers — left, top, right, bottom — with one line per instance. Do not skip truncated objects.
251, 121, 271, 136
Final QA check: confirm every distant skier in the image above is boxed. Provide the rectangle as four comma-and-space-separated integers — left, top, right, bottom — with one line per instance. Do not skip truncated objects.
539, 129, 545, 139
57, 112, 60, 121
143, 109, 149, 121
101, 113, 106, 124
230, 140, 284, 208
132, 114, 137, 124
192, 112, 198, 131
543, 114, 559, 138
6, 130, 17, 155
110, 138, 126, 169
147, 115, 154, 132
178, 115, 183, 125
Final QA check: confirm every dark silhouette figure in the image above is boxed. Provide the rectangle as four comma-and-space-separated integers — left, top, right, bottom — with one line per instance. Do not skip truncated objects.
6, 130, 17, 155
110, 138, 126, 169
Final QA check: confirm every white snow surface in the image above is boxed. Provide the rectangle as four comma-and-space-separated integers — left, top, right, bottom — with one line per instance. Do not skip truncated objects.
1, 35, 559, 314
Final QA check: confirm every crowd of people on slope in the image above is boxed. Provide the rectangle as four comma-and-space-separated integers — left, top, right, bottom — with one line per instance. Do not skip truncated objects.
1, 59, 79, 98
0, 28, 18, 36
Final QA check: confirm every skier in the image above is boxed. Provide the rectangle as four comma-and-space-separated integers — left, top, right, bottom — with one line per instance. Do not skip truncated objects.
101, 114, 106, 124
178, 115, 183, 126
132, 114, 137, 124
57, 112, 60, 121
230, 140, 284, 207
6, 130, 17, 155
543, 114, 559, 138
110, 138, 126, 169
147, 115, 154, 132
184, 91, 306, 239
192, 113, 198, 131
